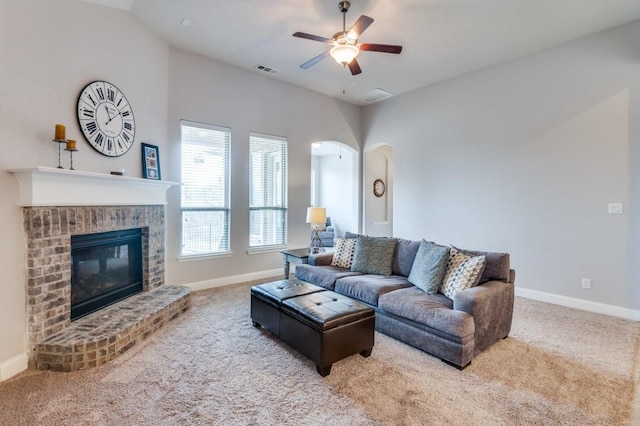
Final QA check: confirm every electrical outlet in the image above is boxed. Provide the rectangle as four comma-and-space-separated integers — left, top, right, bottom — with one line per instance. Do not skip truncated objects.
581, 278, 591, 289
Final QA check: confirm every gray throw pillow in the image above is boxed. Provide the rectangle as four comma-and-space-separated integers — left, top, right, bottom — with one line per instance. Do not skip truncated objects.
345, 231, 366, 239
350, 236, 397, 276
407, 240, 450, 294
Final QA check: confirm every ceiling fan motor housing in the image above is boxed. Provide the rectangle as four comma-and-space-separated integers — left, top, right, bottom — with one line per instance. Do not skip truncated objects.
333, 31, 353, 44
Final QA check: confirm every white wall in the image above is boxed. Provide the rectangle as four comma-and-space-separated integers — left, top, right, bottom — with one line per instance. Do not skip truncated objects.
165, 49, 361, 286
0, 0, 169, 376
362, 21, 640, 311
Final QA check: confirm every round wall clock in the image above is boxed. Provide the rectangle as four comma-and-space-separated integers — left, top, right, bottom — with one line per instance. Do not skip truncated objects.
77, 80, 135, 157
373, 179, 386, 197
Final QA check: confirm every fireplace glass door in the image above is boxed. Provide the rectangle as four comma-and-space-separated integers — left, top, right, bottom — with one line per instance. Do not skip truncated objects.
71, 228, 143, 320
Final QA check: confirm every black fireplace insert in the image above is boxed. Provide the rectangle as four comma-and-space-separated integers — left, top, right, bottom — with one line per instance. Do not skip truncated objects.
71, 228, 143, 320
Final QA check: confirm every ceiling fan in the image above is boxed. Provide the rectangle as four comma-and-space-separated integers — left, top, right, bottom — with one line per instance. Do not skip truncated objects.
293, 1, 403, 75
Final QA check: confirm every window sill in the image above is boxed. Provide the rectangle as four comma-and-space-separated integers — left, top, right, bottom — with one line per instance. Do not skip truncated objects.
246, 245, 288, 255
178, 251, 233, 262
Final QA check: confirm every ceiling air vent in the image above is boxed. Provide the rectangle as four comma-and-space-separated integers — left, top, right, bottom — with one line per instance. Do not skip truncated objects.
253, 64, 279, 75
354, 88, 394, 104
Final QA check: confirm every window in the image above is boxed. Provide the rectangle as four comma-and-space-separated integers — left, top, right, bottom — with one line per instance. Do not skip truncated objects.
249, 133, 288, 249
180, 121, 231, 257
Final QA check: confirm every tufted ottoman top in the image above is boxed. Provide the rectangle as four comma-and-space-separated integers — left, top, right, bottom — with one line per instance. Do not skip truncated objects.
251, 279, 325, 307
281, 291, 374, 332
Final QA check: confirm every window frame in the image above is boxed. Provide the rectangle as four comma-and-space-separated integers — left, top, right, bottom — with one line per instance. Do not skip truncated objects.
178, 120, 232, 260
248, 132, 288, 252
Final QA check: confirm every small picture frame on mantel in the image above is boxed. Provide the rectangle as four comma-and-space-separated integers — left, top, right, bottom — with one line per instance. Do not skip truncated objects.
141, 143, 161, 180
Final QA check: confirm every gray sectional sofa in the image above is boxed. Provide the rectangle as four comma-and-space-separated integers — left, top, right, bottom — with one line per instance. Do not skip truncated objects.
294, 237, 515, 369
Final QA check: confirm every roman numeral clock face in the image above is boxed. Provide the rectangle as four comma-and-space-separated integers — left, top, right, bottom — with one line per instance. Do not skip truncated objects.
77, 81, 135, 157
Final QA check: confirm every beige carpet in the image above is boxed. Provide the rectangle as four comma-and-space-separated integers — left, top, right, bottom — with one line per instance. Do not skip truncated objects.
1, 280, 639, 425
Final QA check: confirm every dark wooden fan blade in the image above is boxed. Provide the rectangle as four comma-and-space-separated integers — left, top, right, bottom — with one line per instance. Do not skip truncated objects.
360, 43, 403, 54
347, 15, 374, 39
292, 32, 332, 44
348, 58, 362, 75
300, 51, 330, 69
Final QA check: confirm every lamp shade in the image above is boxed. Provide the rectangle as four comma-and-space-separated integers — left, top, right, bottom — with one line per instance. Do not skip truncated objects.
306, 207, 327, 224
330, 44, 359, 65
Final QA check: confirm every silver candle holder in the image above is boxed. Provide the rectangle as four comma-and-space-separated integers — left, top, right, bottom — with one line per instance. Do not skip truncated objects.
52, 139, 66, 169
65, 147, 78, 170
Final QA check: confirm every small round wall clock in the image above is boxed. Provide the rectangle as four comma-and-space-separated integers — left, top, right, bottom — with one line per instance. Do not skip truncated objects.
373, 179, 386, 197
77, 80, 135, 157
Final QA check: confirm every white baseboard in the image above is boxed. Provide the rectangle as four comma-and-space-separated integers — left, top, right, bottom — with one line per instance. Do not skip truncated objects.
183, 268, 284, 292
515, 287, 640, 321
0, 353, 28, 382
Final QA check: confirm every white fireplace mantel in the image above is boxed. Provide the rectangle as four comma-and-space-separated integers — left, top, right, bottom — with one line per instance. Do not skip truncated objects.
7, 167, 179, 207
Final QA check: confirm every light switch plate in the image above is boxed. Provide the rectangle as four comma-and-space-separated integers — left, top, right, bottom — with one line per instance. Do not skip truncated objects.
608, 203, 623, 214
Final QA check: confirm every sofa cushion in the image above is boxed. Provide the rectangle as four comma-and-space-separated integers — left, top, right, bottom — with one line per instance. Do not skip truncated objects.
392, 238, 421, 277
294, 265, 363, 290
407, 240, 450, 294
330, 237, 357, 268
453, 246, 510, 283
378, 287, 473, 338
440, 248, 486, 299
351, 236, 397, 276
335, 275, 414, 306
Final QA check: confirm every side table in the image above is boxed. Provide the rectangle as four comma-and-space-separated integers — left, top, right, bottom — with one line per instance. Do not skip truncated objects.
280, 248, 310, 279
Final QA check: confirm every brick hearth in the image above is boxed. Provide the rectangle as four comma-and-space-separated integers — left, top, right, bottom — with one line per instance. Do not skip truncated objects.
23, 205, 190, 370
35, 285, 190, 371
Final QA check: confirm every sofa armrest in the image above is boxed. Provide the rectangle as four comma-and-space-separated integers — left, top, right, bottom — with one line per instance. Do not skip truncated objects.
453, 280, 514, 354
309, 252, 334, 266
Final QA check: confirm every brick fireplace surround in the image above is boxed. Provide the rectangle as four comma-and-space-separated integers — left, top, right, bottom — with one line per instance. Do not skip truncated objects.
10, 168, 190, 371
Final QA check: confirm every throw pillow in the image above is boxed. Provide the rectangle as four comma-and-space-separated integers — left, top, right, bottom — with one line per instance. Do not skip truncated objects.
452, 245, 510, 283
440, 247, 486, 299
350, 236, 397, 276
331, 237, 357, 268
407, 240, 450, 294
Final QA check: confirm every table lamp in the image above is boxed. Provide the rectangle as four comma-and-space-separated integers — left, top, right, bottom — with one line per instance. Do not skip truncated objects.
306, 207, 327, 253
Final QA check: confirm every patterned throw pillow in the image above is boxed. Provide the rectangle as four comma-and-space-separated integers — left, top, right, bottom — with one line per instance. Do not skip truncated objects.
452, 245, 510, 284
440, 247, 486, 299
331, 237, 357, 268
350, 236, 397, 276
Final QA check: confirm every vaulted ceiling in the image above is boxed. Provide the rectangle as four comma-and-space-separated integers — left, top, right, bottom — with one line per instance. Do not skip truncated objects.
86, 0, 640, 105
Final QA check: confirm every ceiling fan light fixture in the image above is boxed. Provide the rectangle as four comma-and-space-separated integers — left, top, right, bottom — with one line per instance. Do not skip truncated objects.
330, 44, 359, 65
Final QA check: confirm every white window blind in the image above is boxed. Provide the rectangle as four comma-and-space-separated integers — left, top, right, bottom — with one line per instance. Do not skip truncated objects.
249, 133, 288, 248
180, 120, 231, 256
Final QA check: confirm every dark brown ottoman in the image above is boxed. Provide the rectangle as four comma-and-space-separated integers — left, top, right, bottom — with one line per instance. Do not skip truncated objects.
280, 291, 375, 376
250, 279, 325, 336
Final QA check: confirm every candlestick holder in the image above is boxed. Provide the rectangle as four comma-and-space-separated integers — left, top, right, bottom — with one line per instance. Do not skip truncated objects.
52, 139, 66, 169
64, 147, 78, 170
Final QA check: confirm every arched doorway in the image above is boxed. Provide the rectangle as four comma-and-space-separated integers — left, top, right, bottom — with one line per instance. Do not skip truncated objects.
311, 141, 359, 240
